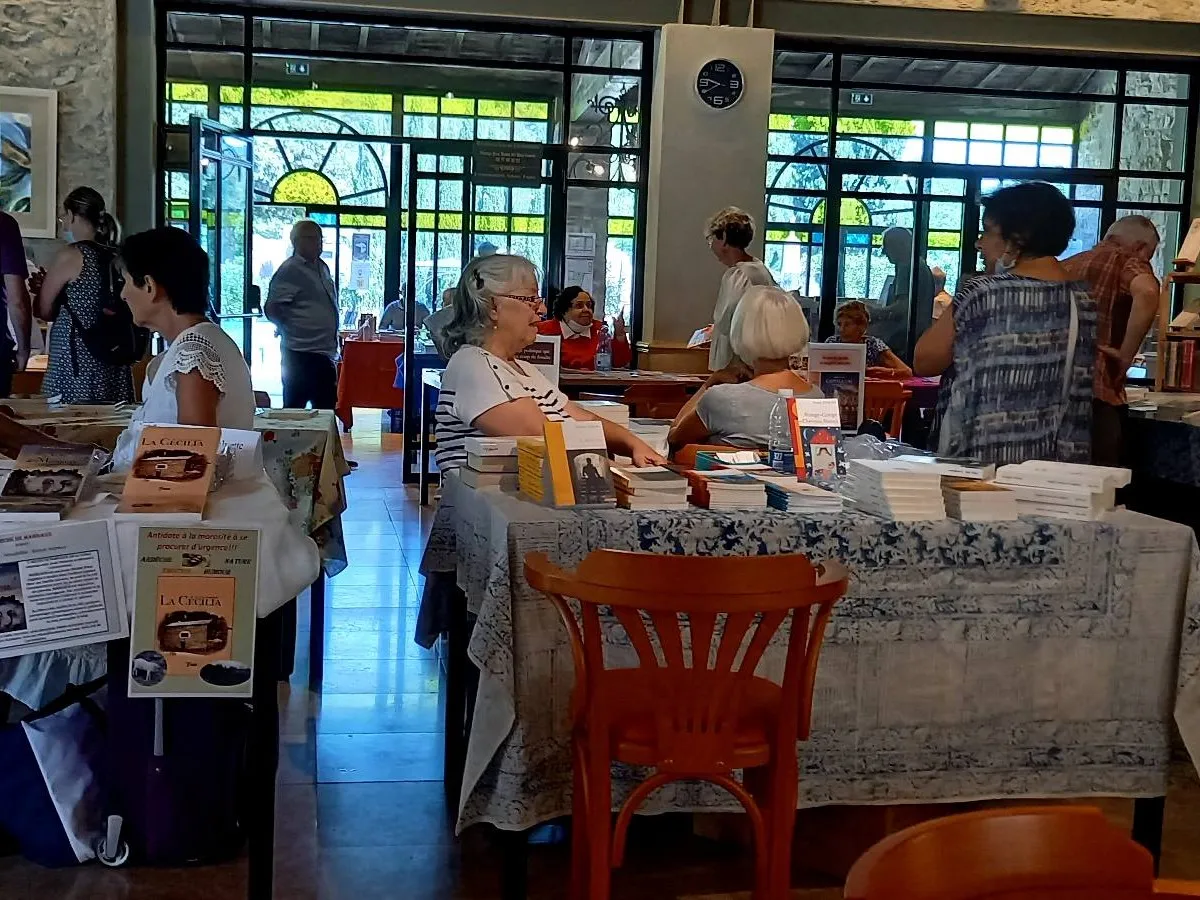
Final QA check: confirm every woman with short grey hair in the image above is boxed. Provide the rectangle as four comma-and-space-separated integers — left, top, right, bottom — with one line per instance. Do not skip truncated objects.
669, 285, 822, 452
429, 254, 666, 474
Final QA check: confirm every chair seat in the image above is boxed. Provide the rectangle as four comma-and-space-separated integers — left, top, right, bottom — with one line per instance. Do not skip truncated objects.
599, 669, 783, 770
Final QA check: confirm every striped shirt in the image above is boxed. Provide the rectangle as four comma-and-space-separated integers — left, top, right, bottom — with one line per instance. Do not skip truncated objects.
434, 345, 569, 474
931, 275, 1096, 466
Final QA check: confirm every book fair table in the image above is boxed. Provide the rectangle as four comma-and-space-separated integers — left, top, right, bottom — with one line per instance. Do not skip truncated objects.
335, 336, 407, 431
419, 475, 1200, 872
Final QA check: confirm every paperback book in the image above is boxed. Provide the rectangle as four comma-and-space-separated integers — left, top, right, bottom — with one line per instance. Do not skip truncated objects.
807, 343, 866, 430
116, 426, 221, 522
786, 397, 846, 484
542, 420, 615, 507
0, 445, 106, 521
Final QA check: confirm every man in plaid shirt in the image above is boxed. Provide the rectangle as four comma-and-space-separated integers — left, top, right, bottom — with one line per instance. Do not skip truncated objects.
1063, 215, 1160, 466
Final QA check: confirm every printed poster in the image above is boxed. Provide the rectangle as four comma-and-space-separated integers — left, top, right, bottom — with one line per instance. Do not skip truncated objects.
808, 342, 867, 430
350, 233, 371, 292
0, 520, 126, 659
515, 333, 562, 384
128, 527, 260, 698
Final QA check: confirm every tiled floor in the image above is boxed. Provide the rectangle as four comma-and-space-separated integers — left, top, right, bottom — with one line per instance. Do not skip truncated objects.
3, 414, 1200, 898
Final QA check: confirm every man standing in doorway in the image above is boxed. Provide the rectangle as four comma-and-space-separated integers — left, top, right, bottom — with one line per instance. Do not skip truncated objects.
1063, 215, 1161, 466
0, 211, 33, 398
876, 226, 935, 355
266, 219, 340, 410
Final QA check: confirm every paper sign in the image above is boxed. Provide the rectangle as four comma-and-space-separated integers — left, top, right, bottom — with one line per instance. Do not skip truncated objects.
0, 520, 126, 660
128, 527, 260, 698
808, 343, 867, 430
515, 334, 561, 384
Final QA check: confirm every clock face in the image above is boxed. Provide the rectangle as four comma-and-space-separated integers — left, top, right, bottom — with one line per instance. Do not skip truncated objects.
696, 59, 744, 110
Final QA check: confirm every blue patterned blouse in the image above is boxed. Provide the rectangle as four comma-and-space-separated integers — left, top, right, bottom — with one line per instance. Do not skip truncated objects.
931, 274, 1096, 466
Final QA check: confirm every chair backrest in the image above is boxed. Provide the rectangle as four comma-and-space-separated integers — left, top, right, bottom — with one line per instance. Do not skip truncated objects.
253, 390, 272, 409
863, 379, 912, 439
525, 550, 848, 774
843, 805, 1155, 900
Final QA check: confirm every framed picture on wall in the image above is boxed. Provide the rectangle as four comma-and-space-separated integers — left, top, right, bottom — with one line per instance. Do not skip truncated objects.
0, 87, 58, 239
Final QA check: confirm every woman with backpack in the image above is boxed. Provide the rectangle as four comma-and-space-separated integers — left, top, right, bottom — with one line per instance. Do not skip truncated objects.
32, 187, 136, 403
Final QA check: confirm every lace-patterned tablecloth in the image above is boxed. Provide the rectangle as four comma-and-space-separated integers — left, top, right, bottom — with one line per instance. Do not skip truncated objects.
419, 478, 1200, 834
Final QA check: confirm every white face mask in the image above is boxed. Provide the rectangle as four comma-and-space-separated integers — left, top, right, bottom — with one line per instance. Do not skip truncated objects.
62, 230, 76, 244
564, 317, 592, 337
994, 254, 1016, 276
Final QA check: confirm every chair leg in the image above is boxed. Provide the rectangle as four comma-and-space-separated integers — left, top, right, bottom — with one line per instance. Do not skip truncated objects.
585, 750, 613, 900
741, 768, 772, 900
765, 757, 799, 900
570, 744, 590, 900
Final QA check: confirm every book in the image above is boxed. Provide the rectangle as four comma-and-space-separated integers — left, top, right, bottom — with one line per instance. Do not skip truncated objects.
614, 466, 691, 510
467, 453, 519, 474
893, 455, 996, 481
464, 436, 518, 458
687, 470, 769, 510
693, 449, 767, 471
542, 420, 615, 507
116, 426, 221, 522
1185, 340, 1196, 390
460, 467, 519, 491
576, 400, 630, 427
752, 473, 843, 513
0, 445, 105, 521
786, 398, 845, 484
807, 343, 866, 430
942, 479, 1018, 522
515, 334, 562, 384
516, 437, 547, 503
843, 459, 947, 521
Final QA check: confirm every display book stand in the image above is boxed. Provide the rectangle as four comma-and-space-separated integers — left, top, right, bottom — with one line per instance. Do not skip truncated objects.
1156, 217, 1200, 391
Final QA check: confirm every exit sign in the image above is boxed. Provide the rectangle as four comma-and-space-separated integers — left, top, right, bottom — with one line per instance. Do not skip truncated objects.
285, 61, 310, 76
850, 91, 874, 106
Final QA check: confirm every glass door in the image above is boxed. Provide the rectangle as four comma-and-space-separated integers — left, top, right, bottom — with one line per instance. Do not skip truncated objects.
188, 117, 256, 362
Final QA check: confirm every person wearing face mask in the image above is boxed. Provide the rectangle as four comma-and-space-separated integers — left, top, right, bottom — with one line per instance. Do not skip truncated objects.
914, 182, 1096, 465
536, 285, 631, 370
428, 254, 665, 474
32, 186, 134, 403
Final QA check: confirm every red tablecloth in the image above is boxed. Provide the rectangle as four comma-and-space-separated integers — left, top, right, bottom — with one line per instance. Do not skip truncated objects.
336, 338, 406, 431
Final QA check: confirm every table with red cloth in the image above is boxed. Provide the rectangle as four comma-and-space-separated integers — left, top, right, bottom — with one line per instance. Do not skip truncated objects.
335, 337, 407, 431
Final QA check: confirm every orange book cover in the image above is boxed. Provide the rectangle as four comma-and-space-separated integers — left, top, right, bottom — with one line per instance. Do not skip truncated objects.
785, 397, 807, 480
116, 426, 221, 521
154, 572, 237, 676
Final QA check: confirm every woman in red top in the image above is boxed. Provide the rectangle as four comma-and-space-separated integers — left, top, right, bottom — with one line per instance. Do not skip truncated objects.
536, 286, 631, 370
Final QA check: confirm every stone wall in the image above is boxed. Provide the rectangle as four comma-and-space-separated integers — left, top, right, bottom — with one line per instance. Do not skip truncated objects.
0, 0, 119, 239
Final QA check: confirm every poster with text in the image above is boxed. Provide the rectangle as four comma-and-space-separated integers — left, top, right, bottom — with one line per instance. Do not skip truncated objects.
0, 520, 126, 659
129, 527, 260, 698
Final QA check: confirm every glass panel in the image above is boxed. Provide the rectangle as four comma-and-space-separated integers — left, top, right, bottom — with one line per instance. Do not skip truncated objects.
835, 109, 924, 162
764, 191, 824, 297
219, 154, 249, 316
197, 157, 219, 310
841, 173, 919, 195
773, 51, 833, 81
767, 161, 827, 194
571, 38, 643, 70
924, 178, 967, 197
337, 226, 388, 320
1115, 207, 1180, 278
1065, 204, 1102, 259
1121, 104, 1187, 172
252, 136, 390, 208
769, 87, 832, 157
569, 74, 641, 148
566, 185, 640, 323
252, 19, 565, 63
567, 152, 639, 184
165, 50, 243, 125
166, 12, 245, 46
1126, 71, 1190, 100
1118, 177, 1184, 204
839, 55, 1117, 94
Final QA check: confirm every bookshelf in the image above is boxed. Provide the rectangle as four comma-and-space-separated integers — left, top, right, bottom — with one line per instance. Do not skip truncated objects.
1155, 218, 1200, 392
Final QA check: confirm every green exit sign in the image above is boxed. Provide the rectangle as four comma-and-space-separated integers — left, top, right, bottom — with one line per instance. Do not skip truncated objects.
850, 91, 873, 106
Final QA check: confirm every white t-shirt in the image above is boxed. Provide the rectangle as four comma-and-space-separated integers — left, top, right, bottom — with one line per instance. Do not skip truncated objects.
113, 321, 256, 468
709, 259, 778, 371
434, 345, 570, 473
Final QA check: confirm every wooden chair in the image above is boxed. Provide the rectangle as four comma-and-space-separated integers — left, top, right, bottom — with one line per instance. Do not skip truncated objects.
253, 390, 272, 409
524, 549, 850, 900
863, 379, 912, 440
578, 383, 691, 419
843, 805, 1155, 900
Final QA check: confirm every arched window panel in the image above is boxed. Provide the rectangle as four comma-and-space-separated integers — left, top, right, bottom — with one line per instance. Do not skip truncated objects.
252, 135, 388, 208
768, 160, 828, 193
251, 107, 392, 137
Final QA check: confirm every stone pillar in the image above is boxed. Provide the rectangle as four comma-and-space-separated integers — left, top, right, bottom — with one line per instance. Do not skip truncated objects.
641, 23, 776, 345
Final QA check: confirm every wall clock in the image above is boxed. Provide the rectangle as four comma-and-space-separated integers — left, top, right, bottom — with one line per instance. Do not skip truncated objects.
696, 59, 744, 110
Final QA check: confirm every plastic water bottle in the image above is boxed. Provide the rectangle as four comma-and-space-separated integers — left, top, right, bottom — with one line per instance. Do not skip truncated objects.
768, 388, 796, 474
595, 323, 613, 371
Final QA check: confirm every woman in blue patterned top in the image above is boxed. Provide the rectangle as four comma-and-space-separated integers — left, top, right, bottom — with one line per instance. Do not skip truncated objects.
825, 300, 912, 378
915, 182, 1096, 465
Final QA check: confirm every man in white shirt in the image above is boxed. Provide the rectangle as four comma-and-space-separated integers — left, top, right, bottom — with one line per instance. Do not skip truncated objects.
266, 219, 340, 409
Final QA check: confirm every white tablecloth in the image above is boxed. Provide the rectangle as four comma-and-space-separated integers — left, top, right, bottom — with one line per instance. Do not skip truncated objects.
0, 472, 320, 710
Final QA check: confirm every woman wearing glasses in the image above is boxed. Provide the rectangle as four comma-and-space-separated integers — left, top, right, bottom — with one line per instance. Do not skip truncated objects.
535, 285, 631, 370
429, 254, 665, 474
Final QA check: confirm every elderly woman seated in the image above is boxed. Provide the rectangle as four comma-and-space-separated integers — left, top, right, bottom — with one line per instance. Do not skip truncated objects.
827, 299, 913, 379
431, 254, 666, 473
669, 286, 822, 453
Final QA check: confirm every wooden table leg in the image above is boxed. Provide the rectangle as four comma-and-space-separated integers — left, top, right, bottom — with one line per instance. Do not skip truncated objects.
1132, 795, 1165, 874
247, 609, 283, 900
308, 573, 326, 694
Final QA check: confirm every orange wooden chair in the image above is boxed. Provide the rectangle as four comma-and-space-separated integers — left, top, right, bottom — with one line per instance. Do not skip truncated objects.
843, 805, 1156, 900
525, 549, 850, 900
863, 379, 912, 440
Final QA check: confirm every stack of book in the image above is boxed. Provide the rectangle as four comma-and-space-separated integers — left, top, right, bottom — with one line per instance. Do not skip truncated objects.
941, 479, 1019, 522
613, 466, 690, 510
516, 437, 547, 503
842, 459, 946, 522
894, 455, 996, 481
687, 469, 769, 510
576, 400, 630, 428
462, 436, 519, 491
753, 473, 843, 513
0, 445, 107, 522
693, 449, 770, 471
994, 461, 1130, 521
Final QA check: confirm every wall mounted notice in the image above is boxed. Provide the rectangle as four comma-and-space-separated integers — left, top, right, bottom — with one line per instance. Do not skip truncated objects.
473, 142, 543, 187
0, 520, 126, 660
350, 233, 371, 292
128, 527, 260, 699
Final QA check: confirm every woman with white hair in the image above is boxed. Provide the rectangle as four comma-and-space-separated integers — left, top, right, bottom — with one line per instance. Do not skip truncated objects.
705, 207, 777, 377
430, 254, 666, 473
669, 286, 821, 452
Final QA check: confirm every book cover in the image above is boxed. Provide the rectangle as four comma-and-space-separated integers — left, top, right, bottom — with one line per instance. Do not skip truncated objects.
808, 343, 866, 429
1186, 340, 1196, 390
515, 334, 562, 384
543, 420, 614, 507
0, 445, 104, 519
128, 527, 260, 698
116, 426, 221, 521
787, 398, 845, 482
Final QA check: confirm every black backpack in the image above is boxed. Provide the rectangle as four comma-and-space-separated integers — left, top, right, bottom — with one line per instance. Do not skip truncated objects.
64, 243, 151, 373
